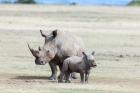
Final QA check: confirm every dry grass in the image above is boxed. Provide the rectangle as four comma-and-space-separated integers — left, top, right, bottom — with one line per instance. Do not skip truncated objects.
0, 4, 140, 93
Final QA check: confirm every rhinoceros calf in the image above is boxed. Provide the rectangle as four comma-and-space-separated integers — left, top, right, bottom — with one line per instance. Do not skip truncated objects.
28, 29, 85, 80
58, 51, 97, 83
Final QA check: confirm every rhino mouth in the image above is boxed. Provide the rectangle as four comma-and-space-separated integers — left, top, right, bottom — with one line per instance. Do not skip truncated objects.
92, 64, 97, 67
35, 63, 45, 65
35, 60, 46, 65
91, 63, 97, 68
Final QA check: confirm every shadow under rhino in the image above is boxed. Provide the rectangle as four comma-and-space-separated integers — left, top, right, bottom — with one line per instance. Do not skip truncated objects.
12, 76, 50, 80
11, 76, 58, 83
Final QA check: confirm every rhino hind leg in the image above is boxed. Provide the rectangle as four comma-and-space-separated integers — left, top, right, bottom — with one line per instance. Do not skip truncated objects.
49, 62, 58, 80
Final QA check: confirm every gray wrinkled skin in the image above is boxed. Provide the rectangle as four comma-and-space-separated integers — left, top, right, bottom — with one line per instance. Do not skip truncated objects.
58, 51, 97, 83
28, 29, 85, 80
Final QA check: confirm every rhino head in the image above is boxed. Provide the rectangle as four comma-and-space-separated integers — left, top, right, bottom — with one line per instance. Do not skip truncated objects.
28, 43, 57, 65
82, 51, 97, 68
28, 30, 58, 65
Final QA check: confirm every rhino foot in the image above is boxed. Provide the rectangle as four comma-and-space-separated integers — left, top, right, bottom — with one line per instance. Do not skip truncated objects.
71, 75, 77, 79
65, 80, 71, 83
71, 73, 77, 79
48, 76, 57, 80
80, 81, 85, 84
58, 81, 63, 83
71, 76, 77, 79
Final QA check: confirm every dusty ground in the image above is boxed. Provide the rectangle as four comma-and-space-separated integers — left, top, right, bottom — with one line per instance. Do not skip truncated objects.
0, 4, 140, 93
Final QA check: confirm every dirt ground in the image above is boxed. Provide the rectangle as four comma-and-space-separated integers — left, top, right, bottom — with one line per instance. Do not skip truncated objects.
0, 4, 140, 93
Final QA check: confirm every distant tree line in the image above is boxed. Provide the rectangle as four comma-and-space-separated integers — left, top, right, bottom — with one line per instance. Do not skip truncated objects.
2, 0, 36, 4
128, 0, 140, 6
2, 0, 140, 5
16, 0, 36, 4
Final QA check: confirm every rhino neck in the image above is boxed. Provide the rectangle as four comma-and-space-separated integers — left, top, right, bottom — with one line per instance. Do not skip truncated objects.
51, 53, 69, 64
59, 55, 70, 63
50, 54, 61, 64
83, 56, 91, 70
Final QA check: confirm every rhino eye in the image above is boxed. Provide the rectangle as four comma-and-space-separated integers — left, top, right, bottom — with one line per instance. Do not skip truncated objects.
47, 50, 50, 53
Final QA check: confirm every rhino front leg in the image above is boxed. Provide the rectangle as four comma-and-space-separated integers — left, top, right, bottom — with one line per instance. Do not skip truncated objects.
49, 62, 58, 80
58, 71, 65, 83
80, 72, 85, 83
57, 63, 63, 79
85, 71, 90, 83
65, 71, 71, 83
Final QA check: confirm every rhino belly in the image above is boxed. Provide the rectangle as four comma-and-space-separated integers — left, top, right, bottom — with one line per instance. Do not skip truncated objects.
68, 62, 81, 73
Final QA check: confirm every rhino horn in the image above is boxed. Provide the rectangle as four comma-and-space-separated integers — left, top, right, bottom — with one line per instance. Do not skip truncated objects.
40, 30, 47, 37
27, 43, 39, 57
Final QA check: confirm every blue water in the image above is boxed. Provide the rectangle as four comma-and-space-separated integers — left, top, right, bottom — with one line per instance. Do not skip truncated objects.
0, 0, 132, 6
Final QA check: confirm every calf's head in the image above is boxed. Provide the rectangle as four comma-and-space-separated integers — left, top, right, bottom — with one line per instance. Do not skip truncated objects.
82, 51, 97, 68
28, 43, 57, 65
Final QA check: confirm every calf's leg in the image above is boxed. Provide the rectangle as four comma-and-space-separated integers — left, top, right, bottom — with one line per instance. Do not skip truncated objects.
65, 71, 71, 83
85, 71, 90, 83
80, 72, 85, 83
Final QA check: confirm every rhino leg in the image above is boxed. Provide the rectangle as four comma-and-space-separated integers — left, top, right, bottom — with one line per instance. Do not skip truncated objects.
80, 72, 85, 83
58, 71, 64, 83
58, 63, 67, 82
65, 71, 71, 83
85, 71, 90, 83
55, 63, 62, 79
49, 62, 58, 80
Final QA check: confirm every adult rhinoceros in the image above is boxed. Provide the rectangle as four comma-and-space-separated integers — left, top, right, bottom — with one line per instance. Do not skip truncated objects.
28, 29, 85, 80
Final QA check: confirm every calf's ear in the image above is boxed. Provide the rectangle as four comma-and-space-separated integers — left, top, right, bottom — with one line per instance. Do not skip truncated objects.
52, 29, 57, 38
82, 52, 87, 56
91, 51, 95, 55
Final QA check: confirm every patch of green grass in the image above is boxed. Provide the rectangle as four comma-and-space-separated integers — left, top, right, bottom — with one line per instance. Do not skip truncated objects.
128, 0, 140, 6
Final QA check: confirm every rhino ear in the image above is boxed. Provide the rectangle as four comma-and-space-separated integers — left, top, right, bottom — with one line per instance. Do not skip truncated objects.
38, 46, 41, 51
91, 51, 95, 55
82, 52, 87, 56
40, 30, 46, 37
52, 29, 57, 38
27, 43, 39, 57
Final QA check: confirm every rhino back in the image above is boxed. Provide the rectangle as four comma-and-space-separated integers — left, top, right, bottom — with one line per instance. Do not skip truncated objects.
54, 30, 85, 58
